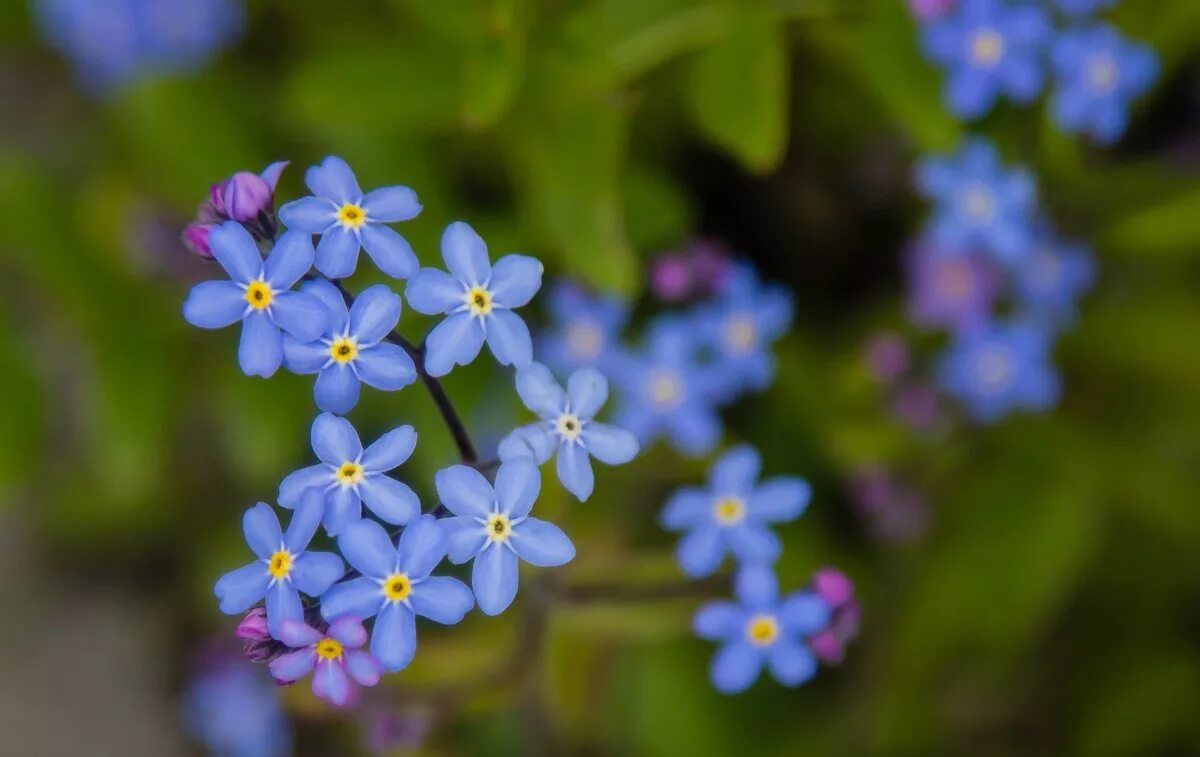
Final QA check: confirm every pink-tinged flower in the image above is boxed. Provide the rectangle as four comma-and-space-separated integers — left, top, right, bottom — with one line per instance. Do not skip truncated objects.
862, 332, 910, 383
182, 223, 214, 259
805, 567, 860, 665
236, 607, 270, 641
650, 255, 692, 301
907, 0, 956, 22
268, 616, 382, 707
649, 239, 734, 302
211, 161, 289, 223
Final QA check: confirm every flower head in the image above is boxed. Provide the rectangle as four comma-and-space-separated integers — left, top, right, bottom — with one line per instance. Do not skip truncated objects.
269, 616, 383, 707
406, 222, 543, 377
694, 565, 831, 694
536, 280, 630, 375
182, 222, 327, 377
278, 413, 421, 536
278, 156, 422, 279
499, 363, 639, 502
282, 279, 417, 413
214, 493, 344, 639
320, 516, 474, 672
905, 242, 1001, 333
1051, 24, 1158, 144
937, 320, 1060, 422
436, 461, 575, 615
661, 445, 810, 578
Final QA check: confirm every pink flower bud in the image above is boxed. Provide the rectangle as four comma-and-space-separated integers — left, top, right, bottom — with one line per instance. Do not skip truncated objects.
812, 567, 854, 608
235, 608, 270, 641
650, 256, 692, 301
182, 223, 214, 259
809, 630, 844, 664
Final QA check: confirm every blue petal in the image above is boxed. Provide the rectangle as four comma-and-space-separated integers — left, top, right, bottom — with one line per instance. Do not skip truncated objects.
581, 422, 639, 465
283, 490, 325, 552
472, 544, 519, 615
487, 253, 543, 308
748, 477, 810, 522
268, 649, 317, 683
319, 577, 384, 621
947, 66, 998, 120
666, 407, 720, 457
290, 551, 344, 597
710, 642, 763, 694
312, 659, 353, 706
214, 562, 269, 614
515, 362, 566, 418
370, 601, 417, 672
323, 485, 361, 536
238, 311, 283, 378
306, 156, 361, 204
278, 619, 323, 648
270, 291, 326, 343
676, 525, 725, 578
355, 343, 416, 391
766, 641, 818, 687
360, 425, 417, 471
510, 517, 574, 567
314, 364, 361, 414
278, 196, 337, 233
182, 281, 246, 329
660, 489, 711, 531
359, 476, 421, 525
264, 230, 315, 290
441, 517, 487, 564
424, 312, 485, 377
345, 650, 383, 686
315, 226, 360, 279
494, 459, 540, 518
693, 602, 744, 641
406, 268, 465, 315
556, 441, 594, 502
311, 413, 363, 465
348, 284, 401, 345
709, 445, 761, 495
395, 514, 446, 578
726, 522, 782, 564
243, 502, 282, 558
362, 185, 421, 222
566, 368, 607, 418
441, 221, 491, 284
485, 310, 533, 368
300, 278, 349, 333
209, 221, 262, 284
734, 564, 779, 610
278, 464, 333, 508
409, 576, 474, 623
336, 518, 397, 579
282, 336, 330, 374
497, 423, 557, 464
361, 224, 418, 279
265, 581, 304, 639
434, 465, 493, 518
778, 591, 832, 635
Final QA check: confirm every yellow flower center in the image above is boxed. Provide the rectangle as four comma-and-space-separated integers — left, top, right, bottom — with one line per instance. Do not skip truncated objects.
336, 461, 363, 485
315, 637, 344, 661
724, 314, 757, 352
382, 572, 411, 602
713, 496, 746, 525
329, 337, 358, 364
961, 184, 996, 222
556, 413, 583, 441
244, 280, 273, 310
487, 513, 511, 542
745, 614, 780, 646
970, 28, 1004, 66
647, 370, 682, 407
1088, 55, 1118, 91
337, 203, 367, 228
465, 286, 493, 316
267, 550, 292, 579
565, 321, 603, 360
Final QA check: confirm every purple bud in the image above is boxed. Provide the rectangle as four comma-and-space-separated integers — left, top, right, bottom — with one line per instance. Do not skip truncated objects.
863, 332, 910, 383
236, 608, 270, 642
182, 223, 214, 259
220, 171, 274, 223
650, 255, 692, 301
809, 630, 844, 664
812, 567, 854, 608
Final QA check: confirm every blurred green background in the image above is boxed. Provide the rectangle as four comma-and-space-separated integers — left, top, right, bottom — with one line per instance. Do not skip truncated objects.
1, 0, 1199, 754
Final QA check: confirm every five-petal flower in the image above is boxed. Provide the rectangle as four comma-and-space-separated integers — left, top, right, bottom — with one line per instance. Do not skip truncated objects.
269, 615, 383, 707
1050, 24, 1158, 144
937, 319, 1060, 422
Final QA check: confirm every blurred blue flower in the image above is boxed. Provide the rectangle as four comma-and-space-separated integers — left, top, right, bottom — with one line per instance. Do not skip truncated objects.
183, 662, 291, 757
1014, 230, 1096, 328
921, 0, 1052, 118
320, 516, 473, 672
183, 223, 326, 377
214, 493, 344, 639
406, 222, 543, 377
1051, 24, 1158, 144
269, 616, 383, 708
916, 138, 1038, 266
278, 156, 422, 279
694, 565, 830, 694
278, 413, 421, 536
536, 280, 630, 375
661, 445, 810, 578
1054, 0, 1116, 16
610, 316, 722, 456
938, 320, 1060, 422
282, 279, 417, 413
437, 461, 575, 615
906, 242, 1001, 333
499, 363, 639, 502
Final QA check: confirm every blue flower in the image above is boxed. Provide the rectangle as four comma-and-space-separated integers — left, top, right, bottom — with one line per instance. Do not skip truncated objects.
282, 279, 417, 413
436, 461, 575, 615
937, 320, 1060, 422
406, 222, 543, 377
691, 264, 793, 402
921, 0, 1052, 119
1051, 24, 1158, 144
183, 222, 327, 378
1014, 230, 1096, 328
498, 363, 640, 502
694, 565, 830, 694
1053, 0, 1116, 16
214, 493, 344, 639
278, 413, 422, 536
278, 156, 422, 279
905, 241, 1001, 334
182, 663, 290, 757
661, 445, 810, 578
320, 516, 474, 672
916, 138, 1038, 266
610, 315, 722, 456
535, 280, 630, 375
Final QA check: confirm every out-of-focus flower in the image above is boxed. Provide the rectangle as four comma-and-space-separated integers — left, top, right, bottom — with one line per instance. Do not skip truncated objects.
906, 243, 1000, 333
938, 320, 1060, 422
183, 658, 291, 756
694, 565, 830, 694
320, 516, 473, 672
907, 0, 956, 22
499, 363, 639, 502
182, 223, 214, 259
916, 138, 1038, 266
437, 461, 575, 615
214, 493, 344, 639
282, 279, 417, 413
649, 239, 734, 302
182, 223, 326, 377
921, 0, 1052, 119
848, 465, 931, 542
891, 383, 945, 432
1014, 231, 1096, 327
364, 708, 435, 753
806, 568, 861, 665
1051, 24, 1158, 144
1054, 0, 1116, 16
269, 616, 383, 708
862, 332, 911, 384
278, 156, 422, 279
406, 222, 543, 377
661, 445, 810, 578
278, 413, 420, 536
536, 281, 629, 375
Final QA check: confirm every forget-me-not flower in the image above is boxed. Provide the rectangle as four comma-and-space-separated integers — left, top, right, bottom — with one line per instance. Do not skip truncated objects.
214, 492, 344, 638
437, 460, 576, 615
278, 413, 421, 536
661, 445, 810, 578
183, 222, 326, 377
282, 279, 417, 413
320, 516, 474, 672
1013, 231, 1095, 328
278, 156, 421, 279
694, 565, 831, 694
1051, 24, 1158, 144
536, 280, 630, 375
938, 320, 1060, 422
406, 222, 543, 377
498, 363, 639, 502
182, 662, 290, 757
906, 242, 1000, 333
269, 616, 383, 708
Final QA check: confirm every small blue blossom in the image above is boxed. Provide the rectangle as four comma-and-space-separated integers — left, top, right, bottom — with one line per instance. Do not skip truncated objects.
406, 222, 543, 377
1014, 230, 1096, 328
694, 565, 830, 694
183, 222, 326, 378
916, 138, 1038, 265
1051, 24, 1158, 144
1053, 0, 1116, 16
906, 242, 1001, 333
282, 279, 417, 413
937, 320, 1060, 422
436, 461, 576, 615
278, 413, 421, 536
610, 315, 722, 456
498, 363, 640, 502
921, 0, 1052, 119
661, 445, 810, 578
214, 493, 344, 639
278, 156, 422, 279
320, 516, 474, 672
536, 280, 630, 375
182, 662, 291, 757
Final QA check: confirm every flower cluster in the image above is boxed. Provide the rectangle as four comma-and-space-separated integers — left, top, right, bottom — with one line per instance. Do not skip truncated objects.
916, 0, 1157, 143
